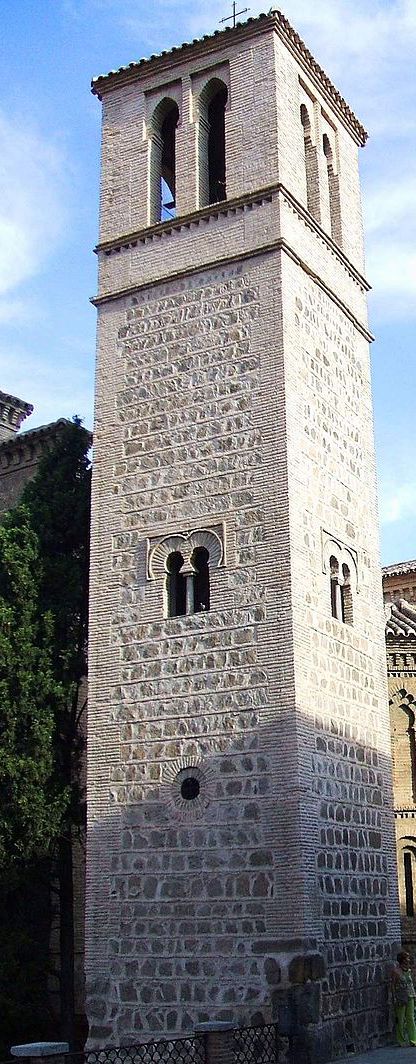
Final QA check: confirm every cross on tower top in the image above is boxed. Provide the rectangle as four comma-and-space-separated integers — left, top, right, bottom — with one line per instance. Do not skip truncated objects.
219, 1, 250, 28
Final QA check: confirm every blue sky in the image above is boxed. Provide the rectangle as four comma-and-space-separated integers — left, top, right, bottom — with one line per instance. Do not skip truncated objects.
0, 0, 415, 565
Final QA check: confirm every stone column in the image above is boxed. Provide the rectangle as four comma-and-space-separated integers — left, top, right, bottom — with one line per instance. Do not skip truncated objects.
148, 131, 163, 226
195, 1022, 234, 1064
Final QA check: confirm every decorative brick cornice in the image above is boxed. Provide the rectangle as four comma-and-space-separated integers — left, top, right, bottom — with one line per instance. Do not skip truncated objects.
91, 11, 367, 146
94, 182, 370, 294
93, 205, 373, 343
95, 185, 275, 255
270, 10, 367, 145
0, 418, 92, 474
0, 390, 33, 440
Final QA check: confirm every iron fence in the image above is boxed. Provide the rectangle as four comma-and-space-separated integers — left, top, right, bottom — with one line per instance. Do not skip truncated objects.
0, 1037, 205, 1064
233, 1024, 277, 1064
1, 1023, 280, 1064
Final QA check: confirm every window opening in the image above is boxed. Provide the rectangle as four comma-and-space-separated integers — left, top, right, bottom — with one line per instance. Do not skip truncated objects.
149, 98, 179, 225
330, 556, 353, 625
181, 777, 200, 801
300, 105, 320, 222
197, 78, 228, 208
208, 84, 227, 204
404, 851, 414, 917
192, 546, 210, 612
160, 105, 178, 219
323, 133, 342, 246
330, 556, 342, 620
166, 551, 186, 617
341, 563, 353, 626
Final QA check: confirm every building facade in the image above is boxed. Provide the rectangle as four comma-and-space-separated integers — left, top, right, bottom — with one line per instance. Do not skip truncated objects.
384, 563, 416, 959
0, 389, 71, 514
88, 13, 399, 1061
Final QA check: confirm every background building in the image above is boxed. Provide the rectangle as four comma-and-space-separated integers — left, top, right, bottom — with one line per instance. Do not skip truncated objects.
384, 562, 416, 959
0, 389, 70, 514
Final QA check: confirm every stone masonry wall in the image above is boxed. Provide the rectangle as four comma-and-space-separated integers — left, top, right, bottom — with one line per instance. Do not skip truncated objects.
87, 256, 308, 1045
281, 257, 399, 1057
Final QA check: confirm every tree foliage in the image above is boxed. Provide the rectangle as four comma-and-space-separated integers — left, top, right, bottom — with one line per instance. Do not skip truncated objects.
0, 509, 66, 866
0, 418, 91, 1050
20, 418, 91, 833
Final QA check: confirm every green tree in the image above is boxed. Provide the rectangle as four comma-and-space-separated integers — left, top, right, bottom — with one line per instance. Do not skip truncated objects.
0, 419, 91, 1051
0, 510, 66, 865
0, 510, 67, 1054
20, 419, 91, 1047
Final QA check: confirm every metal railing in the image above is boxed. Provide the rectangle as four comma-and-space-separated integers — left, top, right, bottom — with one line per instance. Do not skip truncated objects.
233, 1024, 278, 1064
1, 1023, 280, 1064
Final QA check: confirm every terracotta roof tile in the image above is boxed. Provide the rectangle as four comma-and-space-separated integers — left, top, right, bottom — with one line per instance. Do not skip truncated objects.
91, 10, 367, 145
385, 599, 416, 639
383, 560, 416, 578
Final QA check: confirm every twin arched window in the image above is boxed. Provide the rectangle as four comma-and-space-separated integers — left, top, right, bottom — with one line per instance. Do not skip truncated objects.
147, 527, 224, 618
300, 106, 342, 246
166, 547, 210, 617
148, 78, 228, 224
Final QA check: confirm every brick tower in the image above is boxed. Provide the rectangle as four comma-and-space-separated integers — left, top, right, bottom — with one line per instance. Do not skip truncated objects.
88, 12, 399, 1060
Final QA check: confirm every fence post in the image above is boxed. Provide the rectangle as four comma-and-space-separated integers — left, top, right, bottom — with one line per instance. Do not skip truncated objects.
195, 1021, 234, 1064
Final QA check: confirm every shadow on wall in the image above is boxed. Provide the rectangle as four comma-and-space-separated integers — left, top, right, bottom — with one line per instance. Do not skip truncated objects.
85, 701, 400, 1064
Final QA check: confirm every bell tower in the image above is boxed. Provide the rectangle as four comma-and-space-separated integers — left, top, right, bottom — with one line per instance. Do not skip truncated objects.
88, 12, 399, 1060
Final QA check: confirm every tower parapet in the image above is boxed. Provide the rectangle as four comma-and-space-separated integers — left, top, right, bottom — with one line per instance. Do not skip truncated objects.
0, 390, 33, 442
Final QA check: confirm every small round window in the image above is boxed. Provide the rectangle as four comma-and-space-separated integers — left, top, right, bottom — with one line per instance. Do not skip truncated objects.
173, 765, 204, 813
180, 776, 200, 801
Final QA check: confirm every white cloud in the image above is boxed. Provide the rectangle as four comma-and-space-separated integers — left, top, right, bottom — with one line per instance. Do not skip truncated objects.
368, 244, 416, 296
0, 341, 94, 430
0, 112, 67, 316
364, 177, 416, 237
381, 482, 416, 525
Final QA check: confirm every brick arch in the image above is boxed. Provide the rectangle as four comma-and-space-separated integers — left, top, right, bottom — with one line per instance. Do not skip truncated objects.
389, 686, 416, 738
147, 96, 180, 224
198, 75, 229, 112
196, 76, 228, 208
322, 536, 358, 590
149, 95, 179, 135
300, 102, 312, 136
148, 527, 224, 579
300, 104, 320, 223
